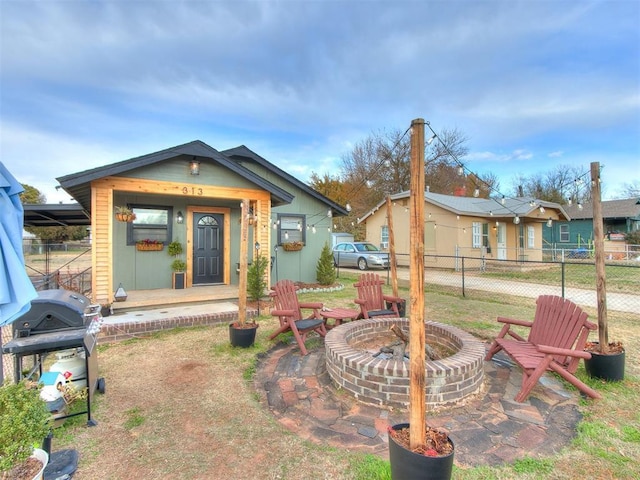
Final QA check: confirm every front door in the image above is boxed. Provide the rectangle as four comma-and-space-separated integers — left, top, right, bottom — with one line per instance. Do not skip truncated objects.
193, 212, 224, 284
496, 222, 507, 260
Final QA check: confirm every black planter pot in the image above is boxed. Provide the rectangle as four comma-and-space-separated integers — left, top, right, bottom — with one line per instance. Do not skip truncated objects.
229, 323, 258, 348
585, 345, 625, 381
388, 423, 454, 480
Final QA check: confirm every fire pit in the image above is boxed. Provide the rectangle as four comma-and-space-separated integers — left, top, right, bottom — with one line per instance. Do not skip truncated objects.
324, 318, 485, 408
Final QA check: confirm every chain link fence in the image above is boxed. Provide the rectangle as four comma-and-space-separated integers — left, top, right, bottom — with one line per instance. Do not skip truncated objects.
384, 253, 640, 321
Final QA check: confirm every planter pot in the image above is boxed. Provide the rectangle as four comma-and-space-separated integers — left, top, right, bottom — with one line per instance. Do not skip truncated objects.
585, 344, 625, 381
27, 447, 49, 480
229, 323, 258, 348
172, 272, 185, 289
136, 243, 163, 251
388, 423, 454, 480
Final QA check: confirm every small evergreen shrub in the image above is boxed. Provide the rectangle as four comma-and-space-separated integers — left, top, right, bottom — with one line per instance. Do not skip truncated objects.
247, 253, 269, 303
316, 242, 337, 285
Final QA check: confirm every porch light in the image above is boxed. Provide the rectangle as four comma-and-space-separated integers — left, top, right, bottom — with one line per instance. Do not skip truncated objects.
176, 211, 184, 224
189, 159, 200, 175
547, 218, 553, 227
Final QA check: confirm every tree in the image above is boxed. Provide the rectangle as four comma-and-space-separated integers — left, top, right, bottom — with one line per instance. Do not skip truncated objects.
511, 165, 590, 204
20, 184, 88, 242
316, 242, 336, 286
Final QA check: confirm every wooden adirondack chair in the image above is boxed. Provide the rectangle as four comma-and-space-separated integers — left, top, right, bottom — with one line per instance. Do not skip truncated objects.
485, 295, 601, 402
354, 273, 404, 319
268, 279, 327, 356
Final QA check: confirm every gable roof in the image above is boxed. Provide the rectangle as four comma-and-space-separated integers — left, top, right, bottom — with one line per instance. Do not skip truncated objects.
56, 140, 296, 211
562, 197, 640, 221
222, 145, 349, 216
359, 191, 568, 223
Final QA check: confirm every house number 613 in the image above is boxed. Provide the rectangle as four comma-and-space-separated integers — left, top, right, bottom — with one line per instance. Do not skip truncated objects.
182, 186, 203, 195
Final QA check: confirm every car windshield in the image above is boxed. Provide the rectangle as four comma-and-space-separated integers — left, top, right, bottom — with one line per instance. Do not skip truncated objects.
355, 243, 378, 252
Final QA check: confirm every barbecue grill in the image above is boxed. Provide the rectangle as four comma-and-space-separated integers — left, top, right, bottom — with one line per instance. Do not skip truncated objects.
2, 289, 105, 425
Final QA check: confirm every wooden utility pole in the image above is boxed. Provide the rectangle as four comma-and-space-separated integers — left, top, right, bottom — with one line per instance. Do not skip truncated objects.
386, 195, 399, 297
591, 162, 609, 353
237, 199, 250, 326
409, 118, 426, 449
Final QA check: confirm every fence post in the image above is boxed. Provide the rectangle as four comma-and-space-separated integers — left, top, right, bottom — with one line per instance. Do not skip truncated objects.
461, 256, 465, 297
561, 260, 565, 298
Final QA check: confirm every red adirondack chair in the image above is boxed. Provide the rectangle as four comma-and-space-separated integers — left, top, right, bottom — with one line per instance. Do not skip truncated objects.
485, 295, 601, 402
268, 280, 327, 356
354, 273, 404, 319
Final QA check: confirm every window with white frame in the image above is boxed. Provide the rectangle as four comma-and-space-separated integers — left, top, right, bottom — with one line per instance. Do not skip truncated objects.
277, 214, 305, 244
472, 222, 482, 248
527, 225, 535, 248
380, 225, 389, 249
559, 224, 570, 242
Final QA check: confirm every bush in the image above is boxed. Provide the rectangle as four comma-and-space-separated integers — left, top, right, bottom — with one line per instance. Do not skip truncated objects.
0, 380, 51, 472
247, 253, 269, 303
316, 242, 337, 285
625, 230, 640, 246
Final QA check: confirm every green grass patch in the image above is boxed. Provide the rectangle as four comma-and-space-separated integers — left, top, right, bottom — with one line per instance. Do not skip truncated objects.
349, 454, 391, 480
123, 407, 145, 430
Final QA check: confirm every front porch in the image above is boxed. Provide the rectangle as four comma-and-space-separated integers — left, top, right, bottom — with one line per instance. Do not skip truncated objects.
110, 284, 240, 312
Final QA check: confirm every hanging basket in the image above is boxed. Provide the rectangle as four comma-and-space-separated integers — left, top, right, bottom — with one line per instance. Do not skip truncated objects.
136, 242, 164, 251
281, 242, 303, 252
115, 212, 136, 222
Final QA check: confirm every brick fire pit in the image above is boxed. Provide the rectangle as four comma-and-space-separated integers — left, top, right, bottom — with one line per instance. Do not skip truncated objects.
324, 318, 485, 408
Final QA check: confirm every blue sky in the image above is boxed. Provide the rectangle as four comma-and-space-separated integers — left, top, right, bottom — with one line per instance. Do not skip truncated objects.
2, 0, 638, 204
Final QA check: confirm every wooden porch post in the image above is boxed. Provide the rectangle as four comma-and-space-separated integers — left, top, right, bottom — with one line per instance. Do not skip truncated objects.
237, 199, 250, 325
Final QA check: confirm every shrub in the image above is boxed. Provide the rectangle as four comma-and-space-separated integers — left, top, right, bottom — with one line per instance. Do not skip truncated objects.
247, 253, 269, 303
316, 242, 337, 285
0, 380, 52, 472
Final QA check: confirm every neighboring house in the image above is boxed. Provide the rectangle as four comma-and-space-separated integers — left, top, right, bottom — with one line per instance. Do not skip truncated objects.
359, 191, 567, 265
55, 140, 348, 306
544, 197, 640, 248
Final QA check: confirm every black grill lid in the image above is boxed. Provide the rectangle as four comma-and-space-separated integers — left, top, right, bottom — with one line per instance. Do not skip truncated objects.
12, 289, 92, 335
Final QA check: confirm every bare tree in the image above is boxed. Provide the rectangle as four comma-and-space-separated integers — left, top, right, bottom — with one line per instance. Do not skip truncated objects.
511, 165, 590, 204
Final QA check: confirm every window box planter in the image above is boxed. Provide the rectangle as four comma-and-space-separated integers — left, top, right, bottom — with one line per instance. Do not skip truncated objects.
136, 241, 164, 251
281, 242, 303, 252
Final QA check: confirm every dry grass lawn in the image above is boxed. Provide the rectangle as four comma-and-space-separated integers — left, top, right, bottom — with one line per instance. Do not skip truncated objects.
51, 278, 640, 479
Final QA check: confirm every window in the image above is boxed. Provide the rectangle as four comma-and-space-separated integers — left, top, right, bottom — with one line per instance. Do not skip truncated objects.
527, 226, 535, 248
559, 224, 570, 242
277, 214, 306, 245
127, 205, 173, 245
472, 222, 482, 248
381, 225, 389, 249
482, 222, 491, 252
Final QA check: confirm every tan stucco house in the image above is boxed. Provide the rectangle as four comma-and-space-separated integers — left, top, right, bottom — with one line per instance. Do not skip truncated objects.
55, 140, 348, 306
359, 191, 568, 266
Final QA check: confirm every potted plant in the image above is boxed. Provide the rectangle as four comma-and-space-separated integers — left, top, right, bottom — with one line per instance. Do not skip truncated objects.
281, 241, 303, 251
167, 241, 185, 289
0, 380, 52, 480
229, 252, 266, 348
136, 239, 163, 251
114, 206, 136, 222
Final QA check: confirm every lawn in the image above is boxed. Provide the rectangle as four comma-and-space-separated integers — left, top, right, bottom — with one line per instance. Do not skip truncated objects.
52, 274, 640, 479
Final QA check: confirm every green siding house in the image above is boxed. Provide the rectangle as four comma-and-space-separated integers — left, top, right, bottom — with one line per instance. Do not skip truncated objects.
543, 197, 640, 251
56, 141, 348, 306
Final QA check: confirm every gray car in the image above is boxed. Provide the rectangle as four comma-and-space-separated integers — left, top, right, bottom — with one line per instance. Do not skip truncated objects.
332, 242, 390, 270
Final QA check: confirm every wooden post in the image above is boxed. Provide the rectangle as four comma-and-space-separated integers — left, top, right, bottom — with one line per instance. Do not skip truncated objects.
386, 195, 399, 298
237, 199, 250, 326
591, 162, 608, 353
409, 118, 426, 449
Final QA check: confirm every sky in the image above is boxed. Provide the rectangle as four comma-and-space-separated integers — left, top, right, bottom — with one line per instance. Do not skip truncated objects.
1, 0, 639, 204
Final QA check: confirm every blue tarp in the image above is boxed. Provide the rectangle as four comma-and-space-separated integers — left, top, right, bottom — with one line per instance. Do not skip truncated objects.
0, 162, 37, 326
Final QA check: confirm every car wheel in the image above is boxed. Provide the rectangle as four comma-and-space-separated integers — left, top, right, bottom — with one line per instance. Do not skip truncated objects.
357, 258, 368, 270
